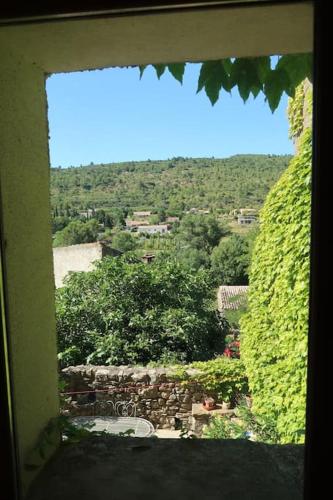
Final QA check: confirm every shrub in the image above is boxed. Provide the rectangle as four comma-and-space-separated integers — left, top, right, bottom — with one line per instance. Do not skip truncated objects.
203, 402, 279, 443
240, 84, 312, 443
202, 415, 247, 440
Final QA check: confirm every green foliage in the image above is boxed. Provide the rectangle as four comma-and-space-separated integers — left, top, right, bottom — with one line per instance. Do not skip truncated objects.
210, 234, 251, 285
173, 247, 211, 272
52, 215, 71, 233
173, 357, 249, 404
111, 231, 137, 252
53, 219, 99, 247
197, 60, 232, 105
175, 214, 229, 253
202, 401, 279, 443
50, 155, 290, 214
56, 256, 225, 367
140, 54, 312, 111
202, 415, 246, 440
287, 83, 312, 140
240, 101, 311, 443
223, 297, 248, 330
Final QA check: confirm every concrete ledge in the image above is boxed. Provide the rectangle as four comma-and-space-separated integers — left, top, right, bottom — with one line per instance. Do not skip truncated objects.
27, 436, 303, 500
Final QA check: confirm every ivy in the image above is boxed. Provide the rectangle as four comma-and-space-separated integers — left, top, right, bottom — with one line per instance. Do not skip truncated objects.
172, 357, 249, 404
139, 53, 312, 112
240, 84, 312, 443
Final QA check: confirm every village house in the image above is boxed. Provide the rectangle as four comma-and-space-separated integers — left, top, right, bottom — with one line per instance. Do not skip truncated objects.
133, 210, 152, 218
52, 241, 122, 288
78, 208, 95, 218
137, 224, 170, 235
217, 285, 249, 313
125, 219, 150, 229
237, 214, 257, 225
186, 208, 210, 215
239, 208, 257, 215
231, 208, 257, 217
166, 216, 180, 223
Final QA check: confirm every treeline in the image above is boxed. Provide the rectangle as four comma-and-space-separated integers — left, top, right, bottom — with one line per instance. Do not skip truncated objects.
50, 154, 291, 214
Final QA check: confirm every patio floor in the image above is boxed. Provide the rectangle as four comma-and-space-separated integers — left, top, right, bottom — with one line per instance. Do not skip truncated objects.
26, 436, 304, 500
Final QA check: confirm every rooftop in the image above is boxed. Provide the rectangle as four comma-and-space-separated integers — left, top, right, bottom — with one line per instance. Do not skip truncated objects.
218, 286, 248, 311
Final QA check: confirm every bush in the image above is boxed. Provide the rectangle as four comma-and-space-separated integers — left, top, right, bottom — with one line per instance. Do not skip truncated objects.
240, 85, 312, 443
203, 402, 279, 443
56, 256, 226, 367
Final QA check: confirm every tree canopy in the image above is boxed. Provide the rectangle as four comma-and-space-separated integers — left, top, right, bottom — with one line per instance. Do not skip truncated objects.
53, 219, 99, 247
211, 233, 251, 285
56, 256, 226, 367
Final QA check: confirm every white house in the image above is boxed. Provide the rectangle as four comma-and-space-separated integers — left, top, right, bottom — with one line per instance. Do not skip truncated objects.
137, 224, 170, 234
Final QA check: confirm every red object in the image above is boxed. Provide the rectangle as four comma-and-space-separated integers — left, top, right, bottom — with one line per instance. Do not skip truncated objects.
203, 398, 216, 410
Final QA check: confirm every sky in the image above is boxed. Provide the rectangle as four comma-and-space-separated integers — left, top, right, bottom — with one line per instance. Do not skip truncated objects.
46, 62, 294, 168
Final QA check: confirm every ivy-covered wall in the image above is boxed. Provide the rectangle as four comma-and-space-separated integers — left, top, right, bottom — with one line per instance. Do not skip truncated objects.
240, 82, 312, 443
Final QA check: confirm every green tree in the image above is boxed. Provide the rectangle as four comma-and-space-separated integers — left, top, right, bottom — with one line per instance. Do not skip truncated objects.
176, 248, 211, 272
111, 231, 137, 253
53, 219, 99, 247
176, 214, 229, 253
109, 208, 126, 228
51, 215, 70, 234
56, 256, 225, 366
211, 234, 250, 285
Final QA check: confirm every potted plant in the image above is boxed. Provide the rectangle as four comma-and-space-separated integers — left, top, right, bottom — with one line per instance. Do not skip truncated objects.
203, 396, 216, 410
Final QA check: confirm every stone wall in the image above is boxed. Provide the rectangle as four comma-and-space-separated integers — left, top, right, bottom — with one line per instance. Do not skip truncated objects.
61, 365, 219, 429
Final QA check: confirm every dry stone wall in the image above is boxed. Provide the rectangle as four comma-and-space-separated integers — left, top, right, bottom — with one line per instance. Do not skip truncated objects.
61, 365, 218, 429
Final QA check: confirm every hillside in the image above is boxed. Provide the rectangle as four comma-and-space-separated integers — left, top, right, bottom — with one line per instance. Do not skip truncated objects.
50, 154, 292, 213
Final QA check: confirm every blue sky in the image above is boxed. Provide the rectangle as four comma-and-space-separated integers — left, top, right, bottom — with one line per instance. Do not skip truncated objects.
46, 62, 293, 168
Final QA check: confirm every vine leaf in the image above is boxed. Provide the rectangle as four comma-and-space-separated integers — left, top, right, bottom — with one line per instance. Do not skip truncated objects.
197, 60, 232, 105
276, 54, 313, 92
255, 56, 271, 85
230, 58, 262, 102
167, 63, 185, 84
153, 64, 166, 79
264, 68, 291, 112
139, 53, 312, 112
139, 65, 147, 79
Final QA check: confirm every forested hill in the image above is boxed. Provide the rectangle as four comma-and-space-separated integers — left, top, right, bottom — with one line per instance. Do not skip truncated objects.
50, 154, 292, 213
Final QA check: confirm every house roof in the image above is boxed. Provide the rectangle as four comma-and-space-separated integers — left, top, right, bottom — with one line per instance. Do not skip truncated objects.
125, 220, 149, 226
133, 211, 152, 216
218, 285, 248, 311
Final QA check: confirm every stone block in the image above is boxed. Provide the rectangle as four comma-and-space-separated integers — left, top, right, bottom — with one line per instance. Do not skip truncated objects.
160, 391, 171, 399
139, 387, 159, 399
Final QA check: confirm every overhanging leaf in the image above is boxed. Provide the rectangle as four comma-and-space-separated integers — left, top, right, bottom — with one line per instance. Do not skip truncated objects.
230, 58, 263, 103
276, 54, 313, 89
153, 64, 166, 79
197, 60, 231, 105
264, 68, 291, 112
255, 56, 271, 85
167, 63, 185, 84
139, 65, 147, 79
